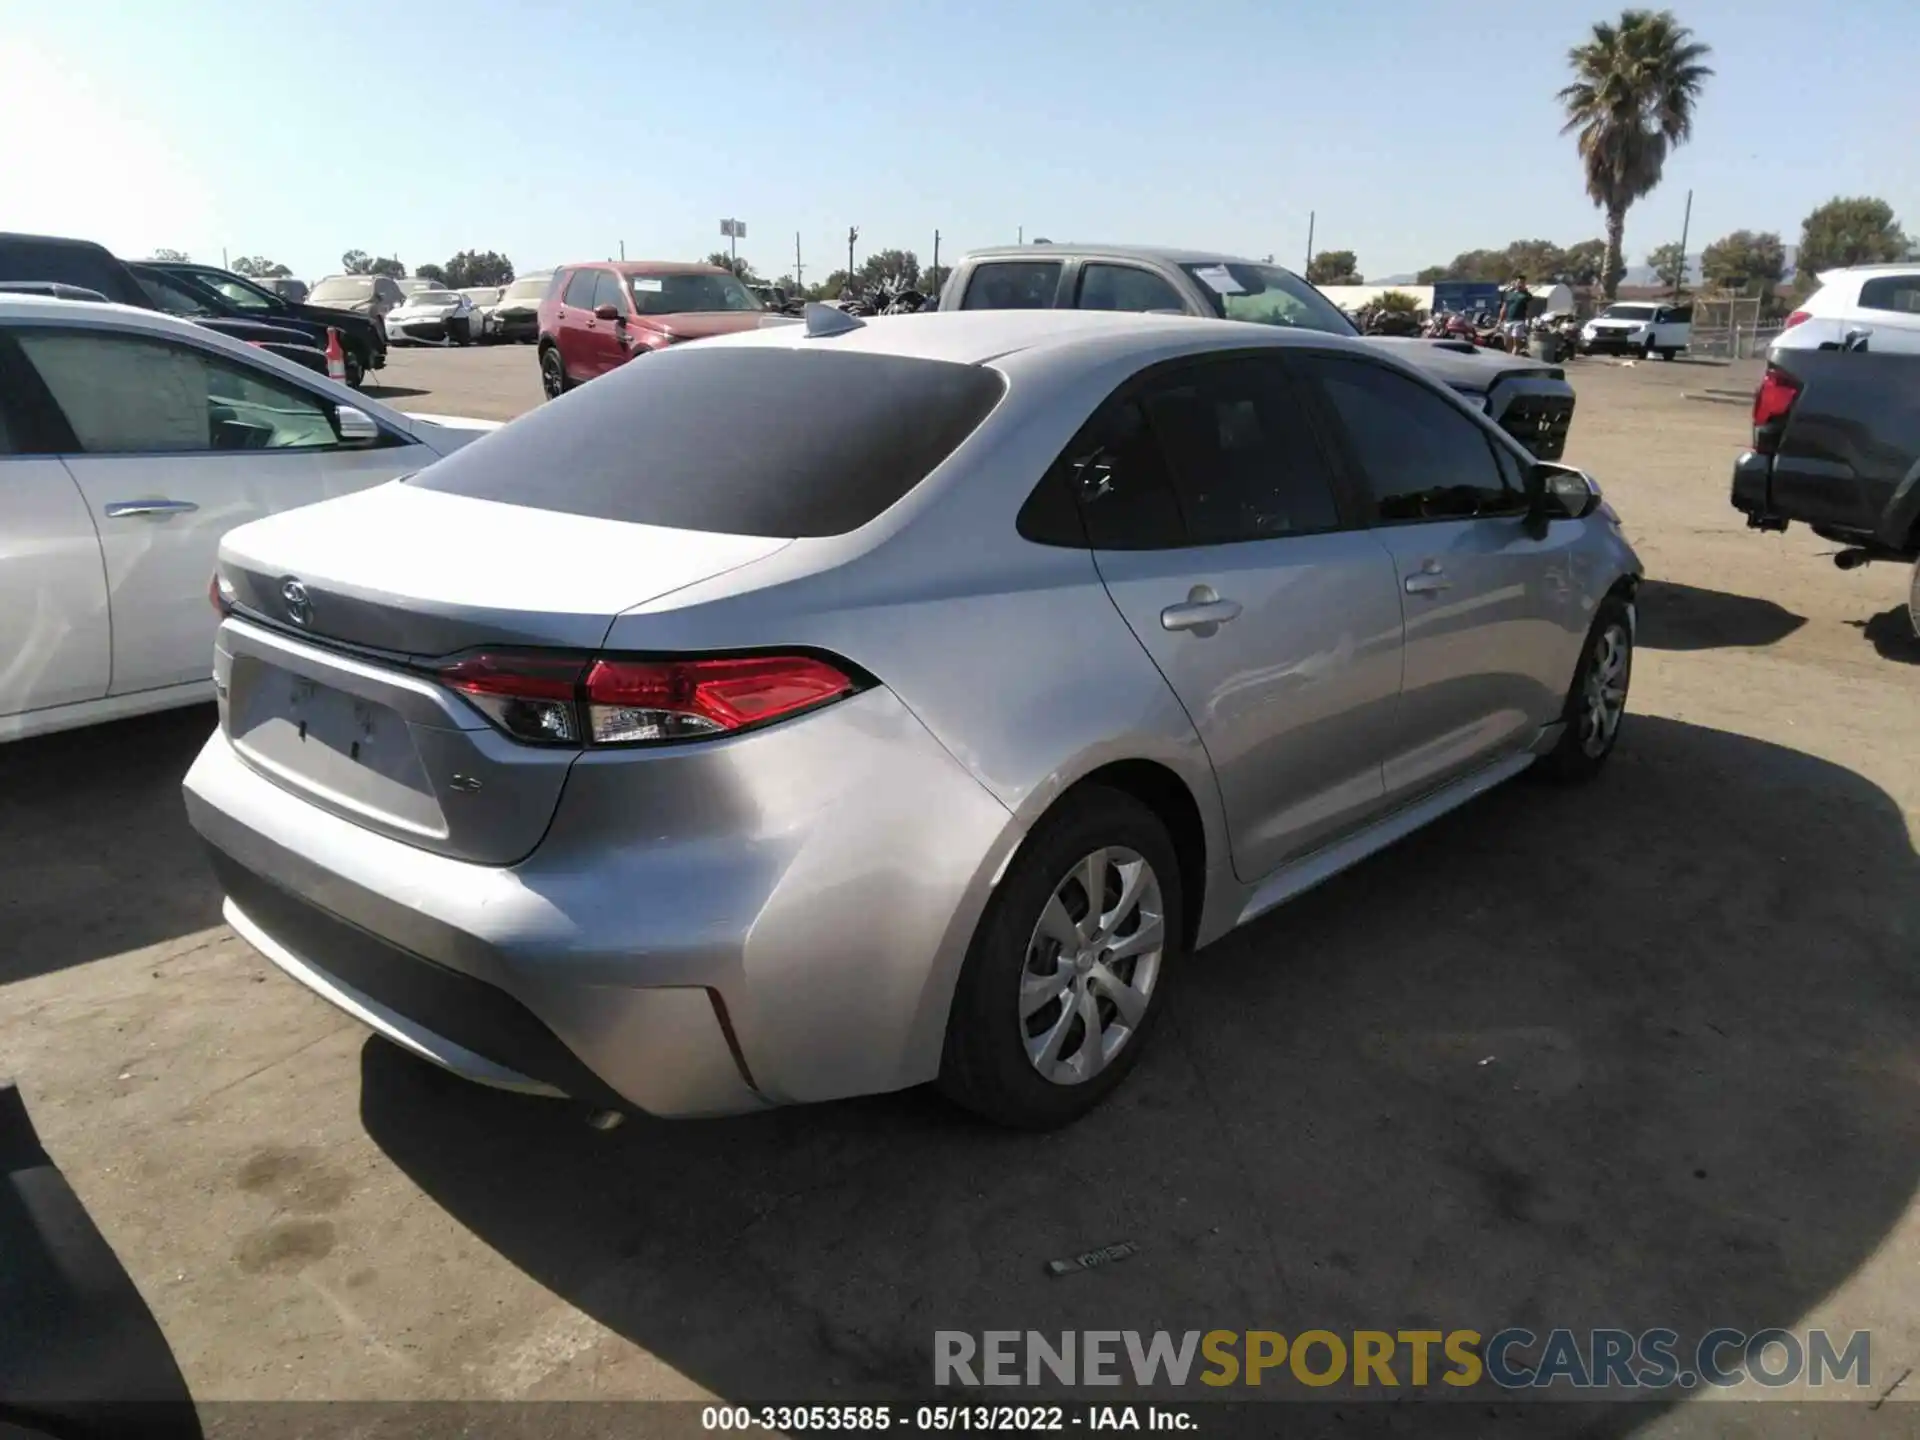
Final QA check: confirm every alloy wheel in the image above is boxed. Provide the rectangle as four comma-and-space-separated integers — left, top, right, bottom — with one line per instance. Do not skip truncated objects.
1020, 847, 1164, 1086
540, 349, 564, 399
1580, 621, 1631, 757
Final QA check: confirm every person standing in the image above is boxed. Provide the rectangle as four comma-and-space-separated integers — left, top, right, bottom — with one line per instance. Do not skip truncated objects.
1499, 276, 1534, 352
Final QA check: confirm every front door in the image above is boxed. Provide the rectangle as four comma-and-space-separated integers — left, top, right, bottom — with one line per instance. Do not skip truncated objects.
1294, 352, 1588, 800
555, 267, 602, 381
11, 325, 384, 696
1073, 353, 1405, 881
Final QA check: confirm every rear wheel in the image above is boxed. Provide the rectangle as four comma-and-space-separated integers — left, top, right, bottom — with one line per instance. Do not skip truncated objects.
1533, 596, 1633, 783
1658, 347, 1678, 361
938, 787, 1180, 1130
343, 349, 365, 389
539, 344, 568, 400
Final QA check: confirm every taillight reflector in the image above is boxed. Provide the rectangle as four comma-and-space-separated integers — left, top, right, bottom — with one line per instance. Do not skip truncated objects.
584, 655, 854, 744
1782, 310, 1810, 330
436, 652, 857, 747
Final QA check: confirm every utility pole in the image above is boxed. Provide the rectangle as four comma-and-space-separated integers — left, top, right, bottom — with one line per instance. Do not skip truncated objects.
794, 231, 803, 294
1018, 226, 1023, 245
619, 239, 626, 261
932, 229, 940, 289
847, 226, 858, 288
1304, 212, 1315, 275
1672, 189, 1693, 302
222, 247, 229, 269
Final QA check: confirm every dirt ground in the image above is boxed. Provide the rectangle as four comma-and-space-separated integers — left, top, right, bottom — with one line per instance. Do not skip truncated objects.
3, 345, 1917, 1432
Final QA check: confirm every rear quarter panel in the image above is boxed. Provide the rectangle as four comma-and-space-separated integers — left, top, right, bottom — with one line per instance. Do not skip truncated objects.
1773, 351, 1920, 539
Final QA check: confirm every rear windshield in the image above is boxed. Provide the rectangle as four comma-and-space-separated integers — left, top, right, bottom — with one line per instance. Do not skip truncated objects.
409, 348, 1006, 537
501, 276, 549, 300
309, 277, 374, 302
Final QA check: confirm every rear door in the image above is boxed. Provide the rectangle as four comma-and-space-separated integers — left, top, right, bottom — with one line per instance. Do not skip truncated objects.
1072, 353, 1406, 880
1292, 351, 1586, 800
0, 331, 110, 720
1855, 273, 1920, 353
1072, 262, 1188, 314
11, 323, 425, 697
956, 259, 1068, 310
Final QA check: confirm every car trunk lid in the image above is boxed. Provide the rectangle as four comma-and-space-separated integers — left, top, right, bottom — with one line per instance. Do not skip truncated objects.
214, 482, 788, 864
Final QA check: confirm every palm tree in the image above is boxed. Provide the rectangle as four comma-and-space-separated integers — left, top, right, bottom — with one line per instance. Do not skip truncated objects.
1558, 10, 1712, 299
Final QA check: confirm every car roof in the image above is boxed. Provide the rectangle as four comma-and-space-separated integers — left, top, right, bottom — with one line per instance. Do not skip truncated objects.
691, 307, 1363, 367
959, 243, 1265, 268
561, 261, 731, 277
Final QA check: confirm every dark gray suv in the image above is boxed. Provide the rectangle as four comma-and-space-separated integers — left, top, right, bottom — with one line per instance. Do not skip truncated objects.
942, 245, 1576, 460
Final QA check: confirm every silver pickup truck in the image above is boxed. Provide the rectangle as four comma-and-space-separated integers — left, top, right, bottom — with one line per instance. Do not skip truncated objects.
940, 245, 1575, 460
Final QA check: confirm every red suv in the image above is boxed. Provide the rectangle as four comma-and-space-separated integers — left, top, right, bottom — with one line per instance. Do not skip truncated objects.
537, 261, 772, 398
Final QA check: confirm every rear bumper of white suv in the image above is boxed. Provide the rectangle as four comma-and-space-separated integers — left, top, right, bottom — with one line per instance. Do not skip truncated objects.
181, 686, 1019, 1118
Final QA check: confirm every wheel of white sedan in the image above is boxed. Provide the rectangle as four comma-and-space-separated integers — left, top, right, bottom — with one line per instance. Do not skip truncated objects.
939, 786, 1181, 1129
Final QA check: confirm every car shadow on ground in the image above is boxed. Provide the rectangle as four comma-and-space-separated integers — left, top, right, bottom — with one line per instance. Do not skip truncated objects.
1855, 605, 1920, 665
1635, 579, 1806, 651
360, 715, 1920, 1430
0, 706, 221, 985
357, 384, 431, 400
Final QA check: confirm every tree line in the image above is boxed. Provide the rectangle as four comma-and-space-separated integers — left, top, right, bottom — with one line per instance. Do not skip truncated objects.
1321, 194, 1907, 319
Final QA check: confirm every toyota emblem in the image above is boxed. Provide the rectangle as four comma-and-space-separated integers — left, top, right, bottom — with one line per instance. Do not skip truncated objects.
280, 579, 311, 626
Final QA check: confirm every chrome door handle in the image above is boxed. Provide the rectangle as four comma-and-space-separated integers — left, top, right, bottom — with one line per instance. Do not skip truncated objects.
104, 499, 200, 518
1404, 562, 1451, 596
1161, 586, 1242, 634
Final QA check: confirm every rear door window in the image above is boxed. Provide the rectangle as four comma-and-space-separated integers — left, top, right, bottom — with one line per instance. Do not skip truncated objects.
1859, 275, 1920, 314
0, 240, 141, 306
1076, 264, 1186, 314
409, 348, 1006, 537
960, 262, 1063, 310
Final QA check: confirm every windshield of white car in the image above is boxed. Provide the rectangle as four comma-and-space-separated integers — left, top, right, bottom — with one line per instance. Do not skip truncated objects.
407, 291, 461, 307
1600, 304, 1656, 320
501, 277, 548, 301
628, 272, 760, 315
1180, 263, 1357, 335
309, 278, 374, 302
461, 288, 502, 304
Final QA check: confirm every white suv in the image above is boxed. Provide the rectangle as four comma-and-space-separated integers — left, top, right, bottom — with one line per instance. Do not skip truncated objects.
1773, 265, 1920, 356
1580, 301, 1692, 359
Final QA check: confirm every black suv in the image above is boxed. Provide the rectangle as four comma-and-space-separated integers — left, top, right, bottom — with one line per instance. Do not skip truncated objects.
143, 260, 387, 388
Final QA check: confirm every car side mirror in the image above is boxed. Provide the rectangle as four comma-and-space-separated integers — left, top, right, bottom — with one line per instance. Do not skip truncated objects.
594, 303, 620, 322
1842, 328, 1872, 353
333, 404, 380, 444
1528, 461, 1600, 520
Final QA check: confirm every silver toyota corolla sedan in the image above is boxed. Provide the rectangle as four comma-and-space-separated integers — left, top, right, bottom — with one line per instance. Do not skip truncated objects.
183, 308, 1641, 1129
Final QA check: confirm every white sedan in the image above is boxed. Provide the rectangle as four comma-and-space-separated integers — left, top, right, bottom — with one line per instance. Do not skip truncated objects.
386, 289, 482, 346
0, 294, 498, 742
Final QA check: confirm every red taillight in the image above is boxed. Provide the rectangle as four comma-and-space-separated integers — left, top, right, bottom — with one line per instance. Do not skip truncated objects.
324, 327, 346, 383
1751, 364, 1801, 455
1782, 310, 1811, 330
584, 656, 855, 744
436, 651, 858, 747
439, 653, 588, 745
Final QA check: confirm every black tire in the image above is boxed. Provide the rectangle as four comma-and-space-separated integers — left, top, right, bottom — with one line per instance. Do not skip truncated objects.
539, 343, 569, 400
938, 787, 1183, 1130
1658, 347, 1677, 361
343, 349, 365, 389
1533, 595, 1633, 784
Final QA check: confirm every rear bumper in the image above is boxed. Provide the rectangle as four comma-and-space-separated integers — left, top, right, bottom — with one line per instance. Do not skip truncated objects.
1730, 449, 1772, 521
181, 687, 1019, 1117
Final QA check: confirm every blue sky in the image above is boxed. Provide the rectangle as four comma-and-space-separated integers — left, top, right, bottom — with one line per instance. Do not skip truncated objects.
5, 0, 1914, 284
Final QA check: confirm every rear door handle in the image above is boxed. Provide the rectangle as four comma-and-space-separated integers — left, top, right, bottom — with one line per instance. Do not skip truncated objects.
1161, 585, 1242, 634
1404, 563, 1451, 596
104, 499, 199, 518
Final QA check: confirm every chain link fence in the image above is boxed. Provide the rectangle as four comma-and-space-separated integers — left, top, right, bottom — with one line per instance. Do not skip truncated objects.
1689, 295, 1780, 359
